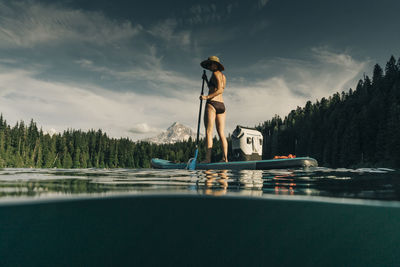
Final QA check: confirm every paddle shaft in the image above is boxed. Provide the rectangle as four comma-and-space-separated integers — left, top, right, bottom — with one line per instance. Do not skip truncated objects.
196, 70, 207, 145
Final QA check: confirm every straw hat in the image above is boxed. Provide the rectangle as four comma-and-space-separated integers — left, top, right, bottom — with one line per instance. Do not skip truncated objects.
200, 56, 225, 71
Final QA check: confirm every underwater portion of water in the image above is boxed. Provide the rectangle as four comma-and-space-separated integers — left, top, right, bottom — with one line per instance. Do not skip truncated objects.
1, 167, 400, 266
0, 167, 399, 204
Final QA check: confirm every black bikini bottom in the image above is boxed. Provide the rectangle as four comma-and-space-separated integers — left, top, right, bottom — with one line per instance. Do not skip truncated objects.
207, 100, 226, 114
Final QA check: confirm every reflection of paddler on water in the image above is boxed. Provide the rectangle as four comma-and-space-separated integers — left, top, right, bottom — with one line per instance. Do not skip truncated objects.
197, 169, 318, 197
200, 170, 264, 197
203, 170, 228, 196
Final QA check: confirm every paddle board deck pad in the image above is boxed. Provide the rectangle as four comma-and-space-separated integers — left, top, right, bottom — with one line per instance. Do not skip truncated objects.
151, 157, 318, 170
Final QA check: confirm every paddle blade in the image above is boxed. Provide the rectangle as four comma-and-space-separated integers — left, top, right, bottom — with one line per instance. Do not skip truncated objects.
187, 149, 198, 170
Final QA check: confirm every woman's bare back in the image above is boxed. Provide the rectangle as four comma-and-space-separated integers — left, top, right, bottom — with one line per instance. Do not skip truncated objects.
208, 71, 226, 102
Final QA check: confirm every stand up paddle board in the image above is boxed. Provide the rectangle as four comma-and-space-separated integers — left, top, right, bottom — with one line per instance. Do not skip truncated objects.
151, 157, 318, 170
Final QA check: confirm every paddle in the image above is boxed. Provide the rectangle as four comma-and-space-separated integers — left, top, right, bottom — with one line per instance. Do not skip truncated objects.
188, 70, 207, 170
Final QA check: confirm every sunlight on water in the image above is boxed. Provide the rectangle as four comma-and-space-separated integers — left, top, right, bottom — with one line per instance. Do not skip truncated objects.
0, 167, 399, 203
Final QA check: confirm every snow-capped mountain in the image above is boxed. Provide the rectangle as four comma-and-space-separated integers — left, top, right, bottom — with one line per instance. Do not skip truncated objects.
143, 122, 200, 144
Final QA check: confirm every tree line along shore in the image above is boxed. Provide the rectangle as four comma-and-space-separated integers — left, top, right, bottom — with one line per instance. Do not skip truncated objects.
1, 55, 399, 168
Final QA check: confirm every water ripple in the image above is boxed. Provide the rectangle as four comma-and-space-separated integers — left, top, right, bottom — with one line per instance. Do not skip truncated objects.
0, 167, 399, 203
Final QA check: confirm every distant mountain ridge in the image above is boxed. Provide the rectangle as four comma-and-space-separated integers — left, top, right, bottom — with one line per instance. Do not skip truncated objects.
143, 122, 199, 144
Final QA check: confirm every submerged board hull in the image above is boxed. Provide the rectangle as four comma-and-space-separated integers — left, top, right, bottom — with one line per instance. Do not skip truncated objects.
151, 157, 318, 170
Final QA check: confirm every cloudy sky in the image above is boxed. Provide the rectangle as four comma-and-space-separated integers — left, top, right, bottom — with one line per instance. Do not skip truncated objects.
0, 0, 399, 140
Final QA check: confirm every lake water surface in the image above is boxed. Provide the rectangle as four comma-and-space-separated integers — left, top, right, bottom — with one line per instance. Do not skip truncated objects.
1, 167, 400, 266
0, 167, 399, 203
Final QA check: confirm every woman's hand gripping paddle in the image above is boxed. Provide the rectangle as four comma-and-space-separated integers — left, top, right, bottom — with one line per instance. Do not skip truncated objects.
188, 70, 207, 170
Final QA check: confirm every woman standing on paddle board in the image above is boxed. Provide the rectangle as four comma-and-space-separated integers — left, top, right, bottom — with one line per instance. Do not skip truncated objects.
200, 56, 228, 163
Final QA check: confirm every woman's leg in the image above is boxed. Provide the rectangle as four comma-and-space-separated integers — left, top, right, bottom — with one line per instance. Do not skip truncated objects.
203, 104, 216, 163
216, 112, 228, 162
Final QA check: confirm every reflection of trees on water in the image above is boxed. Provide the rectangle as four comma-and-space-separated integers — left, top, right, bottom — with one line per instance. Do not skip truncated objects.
305, 172, 400, 200
262, 169, 400, 201
1, 169, 400, 201
0, 178, 109, 198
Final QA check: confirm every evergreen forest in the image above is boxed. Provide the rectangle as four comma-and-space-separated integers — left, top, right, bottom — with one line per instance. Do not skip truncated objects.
0, 117, 219, 168
0, 55, 399, 168
257, 55, 400, 167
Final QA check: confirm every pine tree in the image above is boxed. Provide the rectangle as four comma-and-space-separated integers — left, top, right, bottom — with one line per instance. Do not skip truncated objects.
385, 55, 398, 83
372, 64, 384, 86
73, 147, 81, 168
63, 150, 73, 168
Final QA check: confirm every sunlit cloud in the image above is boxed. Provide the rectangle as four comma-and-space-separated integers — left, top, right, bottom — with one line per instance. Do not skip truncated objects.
225, 48, 370, 129
128, 123, 161, 134
74, 48, 199, 98
0, 66, 199, 140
